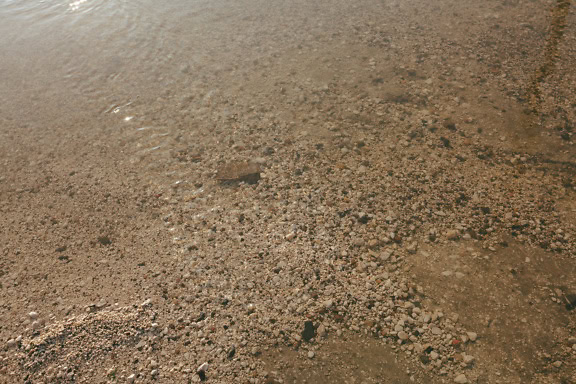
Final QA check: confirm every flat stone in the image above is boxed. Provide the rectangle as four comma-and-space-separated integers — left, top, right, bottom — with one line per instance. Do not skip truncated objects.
446, 230, 459, 240
216, 161, 261, 184
454, 374, 468, 383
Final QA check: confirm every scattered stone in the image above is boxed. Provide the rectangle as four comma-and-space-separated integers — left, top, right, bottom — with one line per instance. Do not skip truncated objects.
227, 345, 236, 360
446, 230, 459, 240
215, 161, 261, 184
323, 299, 334, 309
97, 236, 112, 246
564, 293, 576, 311
317, 323, 327, 338
197, 362, 209, 382
398, 331, 409, 340
454, 373, 468, 383
307, 351, 315, 359
419, 354, 430, 364
466, 332, 477, 342
302, 321, 316, 342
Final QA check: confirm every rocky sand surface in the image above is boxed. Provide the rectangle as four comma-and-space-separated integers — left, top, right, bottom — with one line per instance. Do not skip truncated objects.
1, 0, 575, 383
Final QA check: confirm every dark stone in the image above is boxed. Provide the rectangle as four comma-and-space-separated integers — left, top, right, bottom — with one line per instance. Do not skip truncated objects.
195, 312, 206, 322
358, 214, 370, 224
565, 293, 576, 311
440, 137, 452, 148
227, 345, 236, 360
443, 119, 457, 131
301, 321, 316, 342
97, 236, 112, 246
419, 354, 431, 364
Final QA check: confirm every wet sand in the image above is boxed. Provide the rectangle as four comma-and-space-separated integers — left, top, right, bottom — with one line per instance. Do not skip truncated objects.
1, 0, 575, 383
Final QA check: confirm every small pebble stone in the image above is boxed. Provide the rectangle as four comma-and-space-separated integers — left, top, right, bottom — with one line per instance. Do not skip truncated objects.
454, 373, 468, 383
446, 230, 459, 240
308, 351, 315, 359
466, 332, 477, 341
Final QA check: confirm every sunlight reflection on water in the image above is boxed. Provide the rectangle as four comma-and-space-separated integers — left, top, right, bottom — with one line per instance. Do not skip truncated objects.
68, 0, 89, 12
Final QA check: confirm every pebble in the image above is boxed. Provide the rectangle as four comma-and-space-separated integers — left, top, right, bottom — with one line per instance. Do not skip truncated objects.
552, 361, 562, 368
127, 374, 136, 383
466, 332, 477, 341
323, 299, 334, 309
454, 374, 468, 383
6, 339, 16, 348
28, 311, 39, 320
307, 351, 315, 359
431, 327, 442, 335
317, 324, 327, 338
446, 230, 459, 240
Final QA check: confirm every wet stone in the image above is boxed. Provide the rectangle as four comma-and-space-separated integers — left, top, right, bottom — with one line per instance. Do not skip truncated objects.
216, 161, 261, 184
